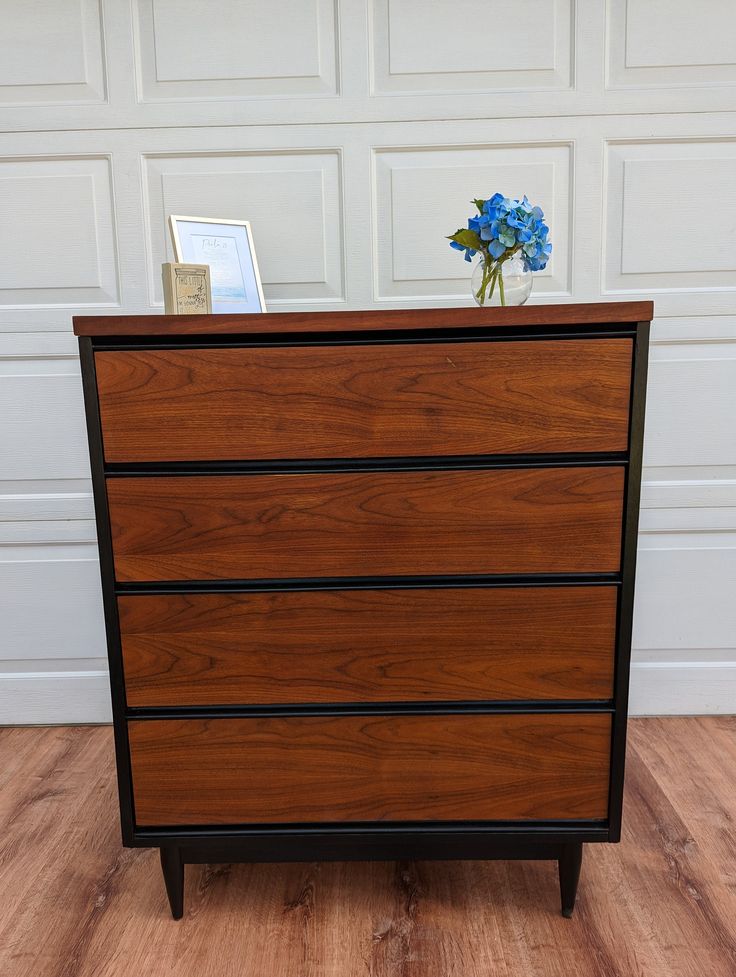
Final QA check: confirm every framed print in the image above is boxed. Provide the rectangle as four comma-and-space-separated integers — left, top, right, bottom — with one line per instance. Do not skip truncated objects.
169, 216, 266, 314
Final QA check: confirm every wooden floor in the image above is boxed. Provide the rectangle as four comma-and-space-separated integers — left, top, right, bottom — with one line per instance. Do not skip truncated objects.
1, 718, 735, 977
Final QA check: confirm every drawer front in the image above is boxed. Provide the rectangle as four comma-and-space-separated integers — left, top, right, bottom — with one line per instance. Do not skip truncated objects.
120, 586, 617, 706
107, 467, 624, 582
129, 713, 612, 825
95, 339, 632, 462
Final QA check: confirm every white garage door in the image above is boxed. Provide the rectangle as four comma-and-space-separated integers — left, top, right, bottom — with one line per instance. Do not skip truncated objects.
1, 0, 735, 721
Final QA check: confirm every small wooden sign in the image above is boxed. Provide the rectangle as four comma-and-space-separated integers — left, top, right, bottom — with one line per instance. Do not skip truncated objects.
162, 263, 212, 315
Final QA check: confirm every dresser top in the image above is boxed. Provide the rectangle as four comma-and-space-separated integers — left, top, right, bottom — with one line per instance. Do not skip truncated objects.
73, 301, 653, 337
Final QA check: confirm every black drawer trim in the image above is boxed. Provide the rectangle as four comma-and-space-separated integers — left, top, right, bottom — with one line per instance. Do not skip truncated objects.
104, 452, 629, 477
126, 700, 615, 721
91, 323, 637, 352
115, 573, 621, 595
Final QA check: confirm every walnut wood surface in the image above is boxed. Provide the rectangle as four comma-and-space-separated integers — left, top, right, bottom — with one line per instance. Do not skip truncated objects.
128, 713, 611, 824
4, 720, 735, 976
73, 300, 653, 335
107, 467, 624, 582
120, 586, 617, 706
95, 339, 632, 462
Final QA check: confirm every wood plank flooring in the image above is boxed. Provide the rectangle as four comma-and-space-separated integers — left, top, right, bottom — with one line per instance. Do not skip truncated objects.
0, 718, 734, 977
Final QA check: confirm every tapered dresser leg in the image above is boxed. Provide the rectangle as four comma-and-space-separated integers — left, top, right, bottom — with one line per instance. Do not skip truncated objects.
160, 846, 185, 919
558, 842, 583, 918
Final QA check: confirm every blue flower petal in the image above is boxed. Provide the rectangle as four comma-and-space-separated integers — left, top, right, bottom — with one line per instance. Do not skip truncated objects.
488, 239, 506, 259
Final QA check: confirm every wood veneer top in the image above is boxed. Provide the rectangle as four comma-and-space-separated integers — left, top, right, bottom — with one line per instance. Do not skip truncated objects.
73, 301, 653, 336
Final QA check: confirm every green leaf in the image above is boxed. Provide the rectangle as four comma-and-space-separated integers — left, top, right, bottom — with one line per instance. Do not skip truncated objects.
447, 228, 483, 251
472, 198, 486, 214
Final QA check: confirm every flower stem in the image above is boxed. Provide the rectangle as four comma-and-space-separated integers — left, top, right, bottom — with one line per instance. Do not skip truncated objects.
498, 264, 506, 306
482, 261, 492, 305
475, 260, 486, 304
488, 263, 497, 302
476, 255, 494, 305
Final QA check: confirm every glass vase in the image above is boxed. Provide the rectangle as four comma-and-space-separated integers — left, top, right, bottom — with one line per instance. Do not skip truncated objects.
471, 252, 533, 307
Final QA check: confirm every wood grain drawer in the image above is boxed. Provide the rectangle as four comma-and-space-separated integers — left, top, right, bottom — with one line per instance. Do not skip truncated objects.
128, 713, 612, 825
107, 467, 624, 582
95, 339, 632, 462
120, 586, 617, 707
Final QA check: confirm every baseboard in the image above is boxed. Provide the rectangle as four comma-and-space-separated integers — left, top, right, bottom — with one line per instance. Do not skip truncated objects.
629, 661, 736, 716
1, 664, 734, 725
0, 670, 112, 725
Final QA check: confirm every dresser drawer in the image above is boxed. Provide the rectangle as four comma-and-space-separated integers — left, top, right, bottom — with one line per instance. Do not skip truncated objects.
107, 467, 624, 582
128, 713, 611, 825
120, 586, 617, 707
95, 339, 632, 462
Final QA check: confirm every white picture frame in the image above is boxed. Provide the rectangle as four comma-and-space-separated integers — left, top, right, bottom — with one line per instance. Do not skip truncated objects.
169, 215, 267, 314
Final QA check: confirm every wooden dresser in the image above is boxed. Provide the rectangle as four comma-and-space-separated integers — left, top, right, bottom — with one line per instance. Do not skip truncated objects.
74, 302, 651, 919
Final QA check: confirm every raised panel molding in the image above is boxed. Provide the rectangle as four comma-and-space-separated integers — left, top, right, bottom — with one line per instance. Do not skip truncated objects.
630, 521, 736, 715
644, 344, 736, 477
0, 549, 104, 664
143, 152, 345, 306
608, 0, 736, 89
0, 372, 90, 480
651, 315, 736, 345
630, 534, 736, 715
371, 0, 572, 93
634, 544, 736, 655
0, 359, 90, 483
604, 141, 736, 307
134, 0, 337, 100
0, 0, 105, 105
0, 156, 118, 308
373, 144, 571, 301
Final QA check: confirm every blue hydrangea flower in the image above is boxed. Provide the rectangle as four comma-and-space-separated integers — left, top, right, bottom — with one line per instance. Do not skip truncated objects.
448, 193, 552, 273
